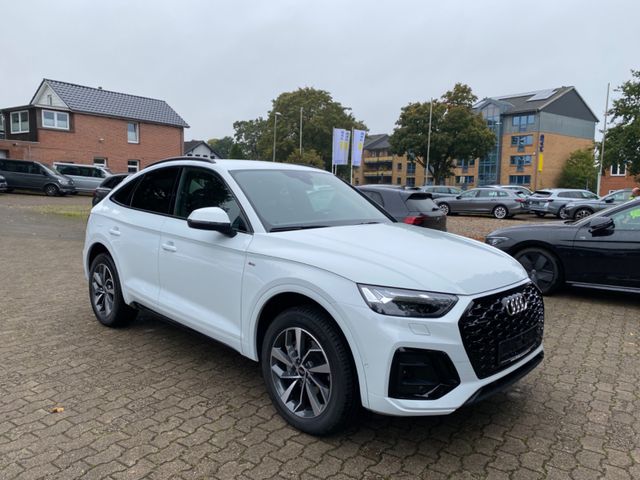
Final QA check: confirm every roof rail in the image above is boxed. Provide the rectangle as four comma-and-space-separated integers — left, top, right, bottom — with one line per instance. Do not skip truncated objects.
147, 156, 216, 168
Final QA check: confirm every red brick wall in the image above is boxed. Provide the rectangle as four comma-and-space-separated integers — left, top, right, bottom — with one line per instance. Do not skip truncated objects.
599, 172, 638, 195
0, 113, 183, 173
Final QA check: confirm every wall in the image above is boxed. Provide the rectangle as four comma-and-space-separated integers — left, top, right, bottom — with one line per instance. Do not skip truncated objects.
186, 143, 215, 158
599, 171, 638, 195
0, 112, 183, 173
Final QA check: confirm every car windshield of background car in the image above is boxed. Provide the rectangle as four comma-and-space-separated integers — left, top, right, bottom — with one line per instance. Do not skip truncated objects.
231, 169, 392, 231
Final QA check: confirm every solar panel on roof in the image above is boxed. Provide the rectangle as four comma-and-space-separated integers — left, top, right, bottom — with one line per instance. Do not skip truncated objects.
527, 89, 557, 101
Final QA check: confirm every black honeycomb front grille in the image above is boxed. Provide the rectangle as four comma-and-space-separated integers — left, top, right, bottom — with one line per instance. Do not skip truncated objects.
458, 283, 544, 379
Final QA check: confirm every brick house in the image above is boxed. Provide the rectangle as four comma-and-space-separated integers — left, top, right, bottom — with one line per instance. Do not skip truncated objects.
599, 163, 638, 195
0, 79, 189, 173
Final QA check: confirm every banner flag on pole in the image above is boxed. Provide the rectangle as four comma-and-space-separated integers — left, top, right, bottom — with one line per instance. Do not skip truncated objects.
351, 130, 366, 167
332, 128, 351, 165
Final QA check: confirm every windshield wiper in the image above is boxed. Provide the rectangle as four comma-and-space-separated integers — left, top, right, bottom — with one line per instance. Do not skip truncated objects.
269, 225, 329, 232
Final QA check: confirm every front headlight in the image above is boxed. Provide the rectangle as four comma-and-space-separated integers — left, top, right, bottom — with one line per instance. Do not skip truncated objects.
358, 284, 458, 318
486, 236, 509, 247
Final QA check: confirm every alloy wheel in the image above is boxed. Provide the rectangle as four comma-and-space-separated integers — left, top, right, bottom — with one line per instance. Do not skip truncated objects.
493, 206, 507, 219
516, 250, 558, 293
558, 207, 569, 220
270, 327, 332, 418
91, 263, 115, 318
575, 208, 592, 220
438, 203, 450, 215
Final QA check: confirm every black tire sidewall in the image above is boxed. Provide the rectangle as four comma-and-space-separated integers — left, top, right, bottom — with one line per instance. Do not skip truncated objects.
260, 307, 356, 435
515, 248, 562, 295
89, 253, 134, 327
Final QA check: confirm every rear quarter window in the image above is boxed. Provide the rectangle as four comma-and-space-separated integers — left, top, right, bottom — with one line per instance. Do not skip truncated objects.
405, 194, 438, 212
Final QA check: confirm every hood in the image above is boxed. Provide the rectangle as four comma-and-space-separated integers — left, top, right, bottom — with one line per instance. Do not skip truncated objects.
565, 199, 603, 207
248, 223, 528, 295
488, 222, 569, 237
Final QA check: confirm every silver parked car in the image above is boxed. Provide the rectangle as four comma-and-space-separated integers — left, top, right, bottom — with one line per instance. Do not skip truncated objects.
436, 187, 528, 219
562, 189, 633, 220
526, 188, 599, 219
487, 185, 533, 196
53, 162, 112, 193
419, 185, 463, 199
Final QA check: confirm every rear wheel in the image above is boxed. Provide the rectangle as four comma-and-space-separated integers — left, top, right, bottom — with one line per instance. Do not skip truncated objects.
558, 207, 569, 220
44, 184, 60, 196
89, 253, 137, 327
438, 202, 450, 215
261, 306, 358, 435
574, 208, 593, 220
514, 247, 562, 295
493, 205, 508, 219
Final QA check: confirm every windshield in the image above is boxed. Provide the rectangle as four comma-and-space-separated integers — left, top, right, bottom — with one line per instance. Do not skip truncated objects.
231, 169, 392, 231
40, 164, 60, 176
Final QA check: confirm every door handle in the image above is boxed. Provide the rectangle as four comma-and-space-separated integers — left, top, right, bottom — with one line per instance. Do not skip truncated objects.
109, 227, 121, 237
161, 242, 177, 252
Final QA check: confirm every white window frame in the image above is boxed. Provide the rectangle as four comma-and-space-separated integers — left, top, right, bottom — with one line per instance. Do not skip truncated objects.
127, 160, 140, 173
610, 163, 627, 176
127, 122, 139, 144
93, 158, 107, 168
10, 111, 29, 134
42, 110, 70, 130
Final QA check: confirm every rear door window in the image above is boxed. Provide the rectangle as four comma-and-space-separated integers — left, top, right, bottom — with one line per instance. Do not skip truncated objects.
362, 190, 384, 206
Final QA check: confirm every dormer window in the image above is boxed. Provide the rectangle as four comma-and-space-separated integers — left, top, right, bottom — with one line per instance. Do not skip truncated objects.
10, 111, 29, 134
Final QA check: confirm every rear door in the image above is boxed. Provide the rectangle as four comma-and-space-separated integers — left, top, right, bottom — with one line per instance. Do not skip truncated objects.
570, 203, 640, 289
451, 189, 479, 212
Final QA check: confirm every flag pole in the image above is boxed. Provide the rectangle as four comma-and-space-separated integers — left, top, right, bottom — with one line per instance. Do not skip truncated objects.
350, 128, 354, 185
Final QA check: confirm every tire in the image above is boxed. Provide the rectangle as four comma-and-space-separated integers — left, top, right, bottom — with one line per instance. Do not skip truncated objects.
534, 212, 545, 218
514, 247, 562, 295
438, 202, 450, 215
574, 208, 593, 220
557, 207, 569, 220
5, 188, 13, 193
261, 306, 358, 435
492, 205, 508, 219
89, 253, 137, 328
44, 184, 60, 196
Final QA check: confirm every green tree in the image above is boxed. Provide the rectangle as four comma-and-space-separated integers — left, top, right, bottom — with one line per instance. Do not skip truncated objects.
284, 148, 324, 169
233, 118, 267, 160
604, 69, 640, 177
389, 84, 495, 185
228, 143, 245, 159
255, 87, 365, 170
558, 148, 598, 190
207, 136, 234, 158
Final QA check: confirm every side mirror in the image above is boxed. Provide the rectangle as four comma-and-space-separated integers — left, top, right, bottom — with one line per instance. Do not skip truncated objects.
187, 207, 236, 237
456, 195, 462, 199
588, 216, 614, 235
604, 197, 614, 203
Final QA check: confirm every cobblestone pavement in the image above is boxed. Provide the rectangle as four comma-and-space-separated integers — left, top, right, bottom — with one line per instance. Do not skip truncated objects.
1, 193, 639, 479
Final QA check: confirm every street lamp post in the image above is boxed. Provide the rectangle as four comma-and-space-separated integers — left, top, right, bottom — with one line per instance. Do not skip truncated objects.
299, 107, 303, 158
425, 98, 433, 185
272, 112, 281, 162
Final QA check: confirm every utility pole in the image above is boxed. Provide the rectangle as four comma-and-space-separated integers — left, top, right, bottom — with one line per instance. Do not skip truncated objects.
299, 107, 303, 158
425, 98, 433, 185
272, 112, 281, 162
596, 83, 610, 196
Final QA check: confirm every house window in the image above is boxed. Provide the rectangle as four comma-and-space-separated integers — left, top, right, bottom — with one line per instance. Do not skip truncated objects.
455, 175, 474, 184
511, 115, 535, 131
128, 122, 139, 143
511, 135, 533, 152
42, 110, 69, 130
406, 177, 415, 187
10, 111, 29, 134
397, 162, 402, 171
396, 177, 402, 185
127, 160, 140, 173
93, 157, 107, 168
509, 175, 531, 185
0, 115, 4, 137
407, 162, 416, 174
610, 163, 627, 176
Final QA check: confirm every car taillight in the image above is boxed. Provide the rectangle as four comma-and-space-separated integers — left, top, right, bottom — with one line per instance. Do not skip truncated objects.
515, 198, 525, 203
404, 216, 424, 225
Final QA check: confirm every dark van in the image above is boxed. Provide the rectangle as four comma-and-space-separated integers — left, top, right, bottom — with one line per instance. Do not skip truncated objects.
0, 159, 76, 196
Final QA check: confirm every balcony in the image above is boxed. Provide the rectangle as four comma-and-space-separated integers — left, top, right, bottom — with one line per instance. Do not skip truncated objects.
363, 170, 392, 177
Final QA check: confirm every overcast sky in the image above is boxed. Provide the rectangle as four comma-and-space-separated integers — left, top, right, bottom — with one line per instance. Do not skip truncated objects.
2, 0, 638, 142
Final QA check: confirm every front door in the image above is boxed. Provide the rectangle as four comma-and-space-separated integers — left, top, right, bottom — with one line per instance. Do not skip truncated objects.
570, 203, 640, 289
157, 167, 252, 352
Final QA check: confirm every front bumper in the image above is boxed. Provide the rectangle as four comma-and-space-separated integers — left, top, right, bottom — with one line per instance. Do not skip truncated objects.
339, 280, 543, 416
58, 184, 77, 194
527, 202, 560, 215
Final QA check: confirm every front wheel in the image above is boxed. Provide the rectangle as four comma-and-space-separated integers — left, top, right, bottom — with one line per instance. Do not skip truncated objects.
89, 253, 137, 327
574, 208, 593, 220
514, 248, 562, 295
438, 202, 450, 215
261, 306, 358, 435
493, 205, 508, 219
558, 207, 569, 220
44, 184, 60, 196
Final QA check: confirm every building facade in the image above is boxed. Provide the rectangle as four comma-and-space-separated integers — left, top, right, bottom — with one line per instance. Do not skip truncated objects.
0, 79, 188, 173
599, 163, 638, 195
470, 87, 598, 190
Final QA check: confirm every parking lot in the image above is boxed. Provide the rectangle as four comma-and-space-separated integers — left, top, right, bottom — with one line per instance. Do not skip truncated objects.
1, 193, 639, 480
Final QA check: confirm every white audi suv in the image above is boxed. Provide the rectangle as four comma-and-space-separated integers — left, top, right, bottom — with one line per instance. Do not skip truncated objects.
83, 157, 544, 434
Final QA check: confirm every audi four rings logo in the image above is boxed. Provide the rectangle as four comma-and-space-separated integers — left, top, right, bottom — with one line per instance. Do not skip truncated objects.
502, 293, 528, 316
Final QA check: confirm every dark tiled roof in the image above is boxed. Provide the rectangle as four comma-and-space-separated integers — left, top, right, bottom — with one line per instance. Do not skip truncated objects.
34, 79, 189, 128
364, 134, 390, 150
477, 87, 573, 114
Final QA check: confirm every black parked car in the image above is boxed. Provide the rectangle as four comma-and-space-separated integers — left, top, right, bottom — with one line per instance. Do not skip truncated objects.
357, 185, 447, 231
0, 174, 7, 193
486, 200, 640, 294
92, 174, 129, 206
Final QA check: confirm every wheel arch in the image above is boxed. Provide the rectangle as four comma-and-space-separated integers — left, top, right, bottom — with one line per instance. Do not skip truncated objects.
250, 289, 367, 408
